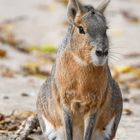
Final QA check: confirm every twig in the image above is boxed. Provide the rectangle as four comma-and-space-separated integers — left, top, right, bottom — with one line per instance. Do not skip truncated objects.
11, 114, 39, 140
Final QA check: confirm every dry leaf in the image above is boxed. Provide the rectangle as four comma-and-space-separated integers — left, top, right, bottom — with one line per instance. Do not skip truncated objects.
22, 62, 40, 75
16, 112, 35, 120
21, 61, 50, 77
0, 114, 4, 121
123, 109, 133, 115
113, 66, 132, 74
57, 0, 68, 5
131, 95, 140, 104
0, 49, 7, 58
121, 10, 140, 24
128, 81, 140, 89
0, 112, 36, 133
1, 67, 15, 78
27, 44, 57, 53
132, 69, 140, 77
4, 33, 19, 46
124, 52, 140, 58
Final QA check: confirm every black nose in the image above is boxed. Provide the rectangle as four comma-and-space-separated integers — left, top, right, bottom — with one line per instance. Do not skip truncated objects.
96, 49, 108, 57
96, 49, 104, 57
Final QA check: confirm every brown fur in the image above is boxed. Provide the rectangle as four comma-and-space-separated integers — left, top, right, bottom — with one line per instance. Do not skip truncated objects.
37, 0, 122, 139
37, 46, 122, 139
38, 48, 122, 139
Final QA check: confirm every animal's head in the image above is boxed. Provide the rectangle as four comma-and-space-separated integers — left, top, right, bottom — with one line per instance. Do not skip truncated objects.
67, 0, 110, 66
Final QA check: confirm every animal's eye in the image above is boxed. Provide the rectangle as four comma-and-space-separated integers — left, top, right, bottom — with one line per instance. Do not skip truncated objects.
78, 26, 85, 34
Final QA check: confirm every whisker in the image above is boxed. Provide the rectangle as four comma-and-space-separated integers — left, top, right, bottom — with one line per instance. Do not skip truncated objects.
109, 46, 122, 49
109, 54, 121, 59
108, 57, 120, 65
108, 54, 121, 63
109, 56, 120, 61
109, 48, 122, 51
109, 51, 122, 55
108, 49, 123, 55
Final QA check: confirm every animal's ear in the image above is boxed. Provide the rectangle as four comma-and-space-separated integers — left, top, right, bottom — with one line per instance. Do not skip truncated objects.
67, 0, 83, 23
96, 0, 110, 13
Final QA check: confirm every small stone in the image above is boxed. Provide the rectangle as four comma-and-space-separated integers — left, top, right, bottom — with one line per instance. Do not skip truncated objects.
123, 98, 129, 102
3, 96, 9, 99
21, 93, 29, 97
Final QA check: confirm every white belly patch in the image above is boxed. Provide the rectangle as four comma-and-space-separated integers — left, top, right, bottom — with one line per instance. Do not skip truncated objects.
93, 117, 115, 140
42, 115, 65, 140
42, 115, 56, 139
104, 117, 115, 139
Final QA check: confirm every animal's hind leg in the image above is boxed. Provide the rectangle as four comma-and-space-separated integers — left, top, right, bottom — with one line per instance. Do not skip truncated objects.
38, 115, 57, 140
92, 117, 116, 140
38, 115, 66, 140
92, 131, 111, 140
56, 127, 65, 140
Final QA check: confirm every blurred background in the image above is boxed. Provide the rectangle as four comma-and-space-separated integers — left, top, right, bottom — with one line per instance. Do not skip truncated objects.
0, 0, 140, 139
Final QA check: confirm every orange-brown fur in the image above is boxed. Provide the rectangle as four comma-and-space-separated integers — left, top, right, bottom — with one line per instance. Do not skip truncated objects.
37, 46, 122, 139
37, 0, 122, 139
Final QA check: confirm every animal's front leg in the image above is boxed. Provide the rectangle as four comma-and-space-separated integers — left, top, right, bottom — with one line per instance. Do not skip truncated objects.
63, 107, 73, 140
84, 111, 98, 140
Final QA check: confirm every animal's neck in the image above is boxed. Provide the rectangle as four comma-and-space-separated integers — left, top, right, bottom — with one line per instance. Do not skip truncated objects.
61, 48, 108, 71
56, 50, 109, 89
55, 50, 109, 108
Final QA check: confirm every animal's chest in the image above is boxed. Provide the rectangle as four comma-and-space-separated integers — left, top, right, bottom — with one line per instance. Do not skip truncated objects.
56, 67, 105, 113
62, 77, 102, 113
55, 53, 107, 113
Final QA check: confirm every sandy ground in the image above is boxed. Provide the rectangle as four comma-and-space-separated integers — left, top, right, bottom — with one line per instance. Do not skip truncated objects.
0, 0, 140, 139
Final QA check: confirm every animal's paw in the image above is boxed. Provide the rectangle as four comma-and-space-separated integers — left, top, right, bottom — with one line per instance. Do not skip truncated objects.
48, 133, 57, 140
47, 131, 57, 140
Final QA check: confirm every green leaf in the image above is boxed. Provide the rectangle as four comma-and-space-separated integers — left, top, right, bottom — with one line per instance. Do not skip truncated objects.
27, 44, 58, 53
